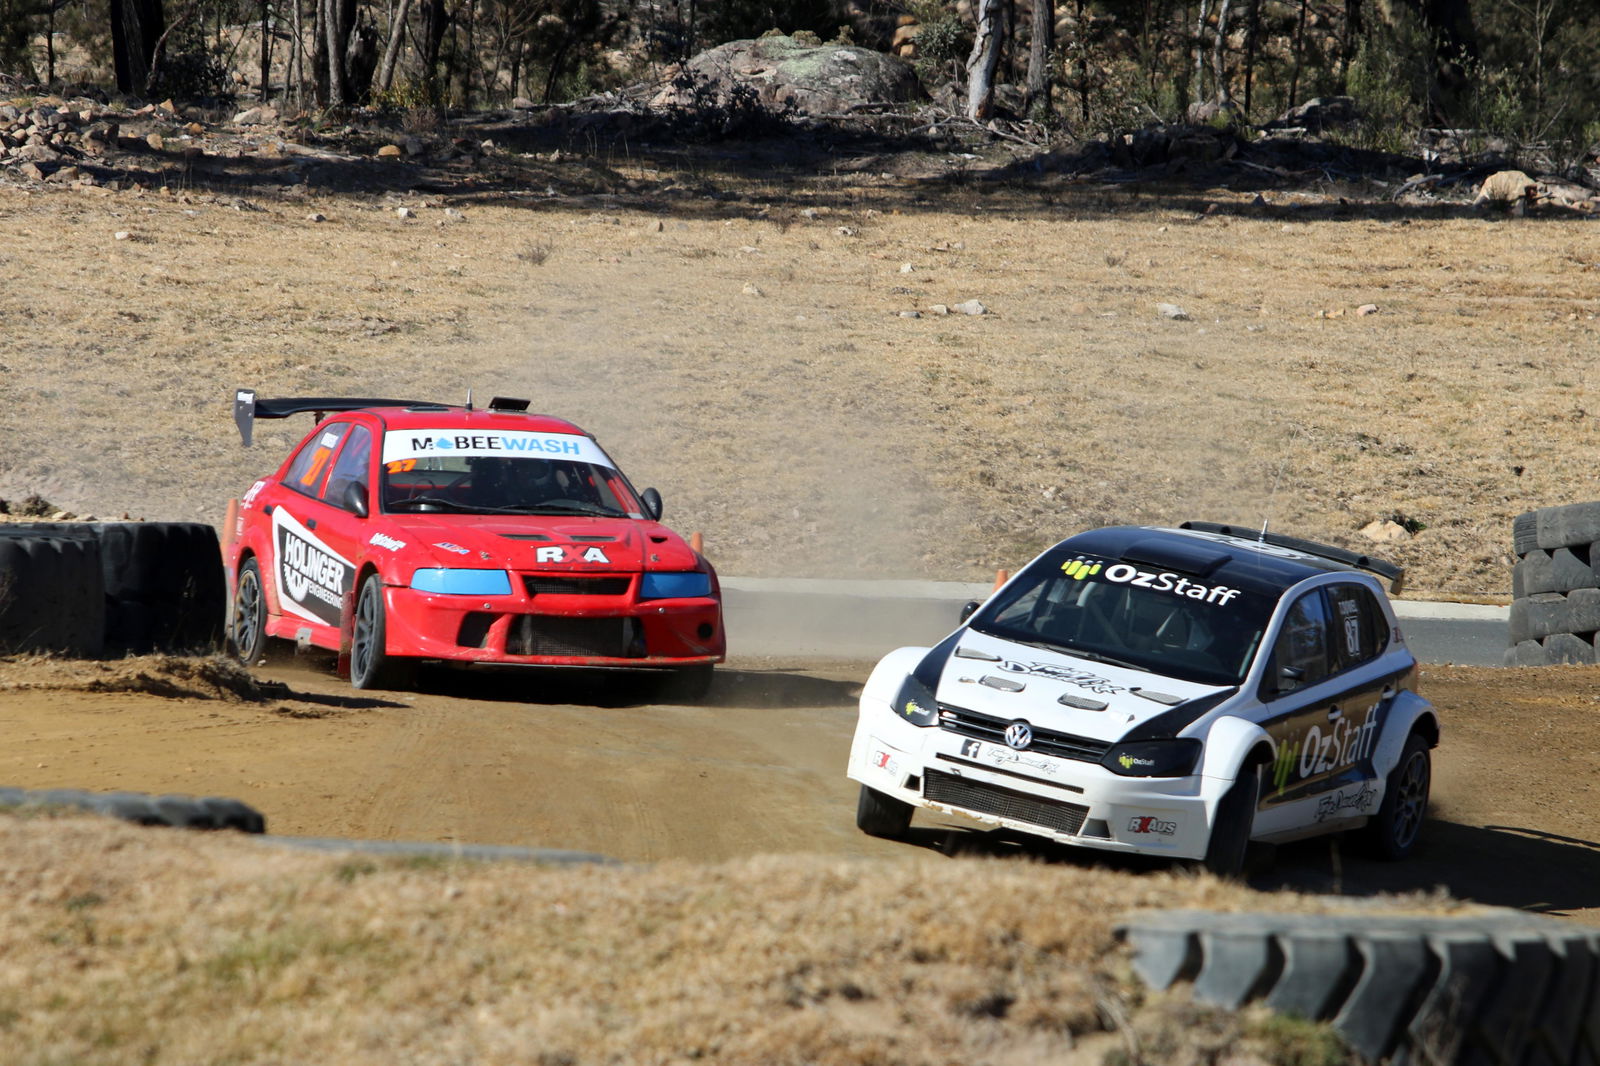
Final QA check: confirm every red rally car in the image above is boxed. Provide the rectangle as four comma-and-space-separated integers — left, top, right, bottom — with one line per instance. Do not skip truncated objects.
225, 390, 725, 693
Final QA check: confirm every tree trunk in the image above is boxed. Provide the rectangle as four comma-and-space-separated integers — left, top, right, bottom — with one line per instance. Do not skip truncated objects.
1193, 0, 1210, 104
1287, 0, 1307, 108
419, 0, 448, 95
259, 0, 271, 101
46, 2, 56, 84
111, 0, 165, 95
312, 0, 329, 103
1242, 0, 1259, 117
292, 0, 304, 108
322, 0, 355, 106
1211, 0, 1231, 104
376, 0, 412, 93
966, 0, 1006, 121
1024, 0, 1054, 116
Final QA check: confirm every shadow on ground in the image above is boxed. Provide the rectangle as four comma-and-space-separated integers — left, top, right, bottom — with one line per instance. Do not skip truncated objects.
897, 815, 1600, 918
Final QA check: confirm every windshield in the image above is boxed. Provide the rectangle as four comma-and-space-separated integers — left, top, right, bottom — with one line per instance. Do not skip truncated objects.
379, 430, 641, 517
968, 550, 1273, 686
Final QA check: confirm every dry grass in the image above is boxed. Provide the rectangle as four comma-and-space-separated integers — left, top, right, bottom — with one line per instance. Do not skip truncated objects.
0, 813, 1468, 1065
1, 175, 1595, 598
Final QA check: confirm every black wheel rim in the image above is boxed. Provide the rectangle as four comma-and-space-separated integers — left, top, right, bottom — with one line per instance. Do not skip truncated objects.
352, 582, 378, 682
233, 569, 262, 659
1390, 750, 1430, 850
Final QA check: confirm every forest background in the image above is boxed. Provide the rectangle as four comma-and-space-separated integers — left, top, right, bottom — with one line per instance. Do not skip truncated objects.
2, 0, 1598, 178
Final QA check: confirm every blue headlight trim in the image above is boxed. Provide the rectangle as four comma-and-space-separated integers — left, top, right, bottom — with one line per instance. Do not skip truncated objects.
640, 571, 712, 599
410, 568, 512, 595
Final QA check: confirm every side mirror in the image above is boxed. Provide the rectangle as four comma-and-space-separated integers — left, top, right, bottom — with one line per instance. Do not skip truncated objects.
959, 600, 981, 624
641, 487, 663, 521
343, 481, 369, 518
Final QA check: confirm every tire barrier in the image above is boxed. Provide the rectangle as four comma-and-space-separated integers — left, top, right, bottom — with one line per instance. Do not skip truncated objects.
1119, 908, 1600, 1063
1508, 503, 1600, 665
0, 786, 265, 833
0, 521, 226, 656
91, 522, 228, 654
0, 527, 105, 657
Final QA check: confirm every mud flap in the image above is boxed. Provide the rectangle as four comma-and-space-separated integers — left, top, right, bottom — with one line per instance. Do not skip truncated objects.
336, 586, 356, 679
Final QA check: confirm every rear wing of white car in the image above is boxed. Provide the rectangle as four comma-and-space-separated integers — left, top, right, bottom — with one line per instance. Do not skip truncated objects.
1179, 520, 1407, 594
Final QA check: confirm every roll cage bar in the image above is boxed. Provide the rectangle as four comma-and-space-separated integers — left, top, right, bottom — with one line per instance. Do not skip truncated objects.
1178, 520, 1407, 593
232, 388, 531, 447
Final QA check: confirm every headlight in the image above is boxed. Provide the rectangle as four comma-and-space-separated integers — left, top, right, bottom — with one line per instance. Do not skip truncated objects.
1102, 738, 1203, 777
410, 568, 512, 595
889, 675, 940, 727
640, 571, 712, 599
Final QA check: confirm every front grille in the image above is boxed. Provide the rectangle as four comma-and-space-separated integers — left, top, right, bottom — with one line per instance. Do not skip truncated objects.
523, 575, 631, 596
505, 616, 642, 657
938, 704, 1112, 763
923, 770, 1089, 835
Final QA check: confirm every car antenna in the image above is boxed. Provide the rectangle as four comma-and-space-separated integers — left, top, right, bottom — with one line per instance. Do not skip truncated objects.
465, 387, 474, 412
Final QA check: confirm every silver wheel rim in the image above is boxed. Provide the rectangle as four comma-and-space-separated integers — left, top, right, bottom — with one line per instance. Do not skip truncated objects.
1390, 750, 1430, 850
233, 569, 262, 659
352, 582, 379, 682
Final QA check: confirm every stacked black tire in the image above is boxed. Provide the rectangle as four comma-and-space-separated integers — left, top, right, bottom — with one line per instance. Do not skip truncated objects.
0, 522, 226, 658
1508, 504, 1600, 665
0, 786, 265, 832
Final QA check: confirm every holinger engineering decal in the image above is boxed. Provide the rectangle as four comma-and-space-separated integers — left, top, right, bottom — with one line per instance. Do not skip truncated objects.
272, 509, 356, 627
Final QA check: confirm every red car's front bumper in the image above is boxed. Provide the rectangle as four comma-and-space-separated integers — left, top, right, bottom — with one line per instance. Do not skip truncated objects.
379, 582, 725, 668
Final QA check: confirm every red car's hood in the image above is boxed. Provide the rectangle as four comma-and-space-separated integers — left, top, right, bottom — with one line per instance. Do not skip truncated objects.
384, 514, 699, 572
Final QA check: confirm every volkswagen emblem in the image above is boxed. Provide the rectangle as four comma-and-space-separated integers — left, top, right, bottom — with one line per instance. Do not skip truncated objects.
1004, 722, 1033, 750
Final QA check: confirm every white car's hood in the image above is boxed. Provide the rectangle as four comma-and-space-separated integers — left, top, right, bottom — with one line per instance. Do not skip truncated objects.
933, 629, 1231, 742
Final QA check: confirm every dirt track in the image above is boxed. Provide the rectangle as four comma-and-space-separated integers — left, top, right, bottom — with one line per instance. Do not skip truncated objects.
3, 651, 1599, 925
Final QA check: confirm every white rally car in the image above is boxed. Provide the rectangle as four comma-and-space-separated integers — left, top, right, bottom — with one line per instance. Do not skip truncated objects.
847, 522, 1438, 874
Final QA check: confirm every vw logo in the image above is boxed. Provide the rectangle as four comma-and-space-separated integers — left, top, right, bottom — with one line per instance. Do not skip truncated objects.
1004, 722, 1034, 750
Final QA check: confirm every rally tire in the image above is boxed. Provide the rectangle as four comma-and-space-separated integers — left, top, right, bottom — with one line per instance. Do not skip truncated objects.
230, 558, 269, 664
1361, 732, 1431, 860
350, 574, 412, 691
0, 786, 265, 832
657, 664, 714, 703
856, 785, 914, 840
1200, 761, 1259, 878
1512, 510, 1539, 556
1118, 909, 1600, 1063
0, 528, 105, 657
92, 522, 227, 654
1535, 501, 1600, 553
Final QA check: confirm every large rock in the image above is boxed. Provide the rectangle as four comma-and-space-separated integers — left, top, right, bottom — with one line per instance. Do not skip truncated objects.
654, 35, 926, 116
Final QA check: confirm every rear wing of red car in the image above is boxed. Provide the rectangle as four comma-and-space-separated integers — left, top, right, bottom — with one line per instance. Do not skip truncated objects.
232, 388, 440, 447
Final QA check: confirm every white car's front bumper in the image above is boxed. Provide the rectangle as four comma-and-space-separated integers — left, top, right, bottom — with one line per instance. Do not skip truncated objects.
847, 701, 1232, 860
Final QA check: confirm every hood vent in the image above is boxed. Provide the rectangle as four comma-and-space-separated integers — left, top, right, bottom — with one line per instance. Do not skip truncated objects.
500, 533, 552, 541
569, 535, 615, 542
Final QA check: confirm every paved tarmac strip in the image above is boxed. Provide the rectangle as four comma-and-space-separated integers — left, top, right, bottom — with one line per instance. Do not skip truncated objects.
720, 577, 1511, 666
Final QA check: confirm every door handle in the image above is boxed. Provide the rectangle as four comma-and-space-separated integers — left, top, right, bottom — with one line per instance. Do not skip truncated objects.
262, 504, 274, 516
1327, 706, 1342, 720
306, 518, 317, 531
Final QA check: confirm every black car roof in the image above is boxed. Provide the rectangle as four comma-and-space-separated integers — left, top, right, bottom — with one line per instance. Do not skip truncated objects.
1051, 525, 1392, 600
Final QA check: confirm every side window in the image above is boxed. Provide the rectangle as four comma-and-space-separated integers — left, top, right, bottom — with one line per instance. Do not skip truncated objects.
1328, 584, 1388, 670
1265, 590, 1330, 696
323, 425, 373, 511
284, 424, 350, 500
